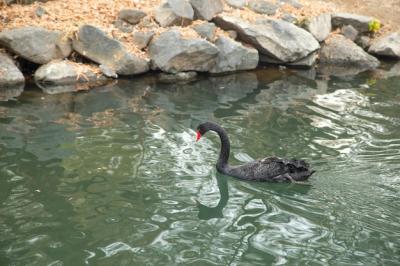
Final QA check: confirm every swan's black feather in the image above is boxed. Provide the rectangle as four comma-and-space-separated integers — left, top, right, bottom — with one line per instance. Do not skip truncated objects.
226, 157, 314, 182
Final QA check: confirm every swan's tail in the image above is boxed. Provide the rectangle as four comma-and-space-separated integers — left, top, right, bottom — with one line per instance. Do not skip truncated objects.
291, 169, 315, 181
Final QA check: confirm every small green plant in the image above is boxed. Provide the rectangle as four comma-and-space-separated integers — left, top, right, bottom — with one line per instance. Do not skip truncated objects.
368, 19, 381, 33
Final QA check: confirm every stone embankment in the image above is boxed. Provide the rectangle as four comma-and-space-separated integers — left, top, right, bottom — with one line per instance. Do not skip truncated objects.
0, 0, 399, 96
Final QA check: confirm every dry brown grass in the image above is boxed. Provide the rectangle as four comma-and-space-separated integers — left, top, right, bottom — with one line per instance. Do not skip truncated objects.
0, 0, 162, 56
1, 0, 397, 56
0, 0, 336, 36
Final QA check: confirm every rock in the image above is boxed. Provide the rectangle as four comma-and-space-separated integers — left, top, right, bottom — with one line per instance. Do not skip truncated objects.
168, 0, 195, 17
304, 13, 331, 42
72, 25, 149, 75
210, 36, 259, 73
132, 31, 155, 50
141, 16, 158, 29
341, 25, 358, 41
192, 22, 217, 41
356, 36, 371, 50
99, 64, 118, 78
118, 9, 146, 25
0, 52, 25, 87
259, 51, 317, 68
158, 72, 197, 83
35, 6, 47, 17
190, 0, 223, 21
278, 0, 303, 8
35, 60, 103, 85
214, 15, 320, 63
114, 20, 134, 33
149, 29, 219, 73
154, 1, 194, 27
0, 27, 71, 64
34, 60, 108, 94
289, 52, 317, 68
225, 0, 246, 8
331, 13, 374, 33
319, 35, 379, 69
248, 0, 278, 15
281, 13, 297, 24
368, 32, 400, 58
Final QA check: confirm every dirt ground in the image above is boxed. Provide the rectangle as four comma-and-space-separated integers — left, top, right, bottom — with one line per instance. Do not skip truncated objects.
0, 0, 398, 43
306, 0, 400, 31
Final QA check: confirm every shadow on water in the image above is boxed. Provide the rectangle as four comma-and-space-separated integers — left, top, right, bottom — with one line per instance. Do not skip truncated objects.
196, 174, 229, 220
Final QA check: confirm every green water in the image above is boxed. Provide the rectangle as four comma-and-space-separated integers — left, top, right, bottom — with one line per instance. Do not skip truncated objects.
1, 68, 400, 265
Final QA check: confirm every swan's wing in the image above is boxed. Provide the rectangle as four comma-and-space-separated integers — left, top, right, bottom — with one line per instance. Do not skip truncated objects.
229, 157, 312, 181
228, 157, 285, 180
259, 157, 314, 181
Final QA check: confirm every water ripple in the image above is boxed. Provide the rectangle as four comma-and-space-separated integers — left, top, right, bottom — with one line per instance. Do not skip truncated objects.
1, 73, 400, 265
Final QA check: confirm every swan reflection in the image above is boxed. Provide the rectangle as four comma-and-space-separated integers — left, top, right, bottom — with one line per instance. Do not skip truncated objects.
197, 174, 229, 220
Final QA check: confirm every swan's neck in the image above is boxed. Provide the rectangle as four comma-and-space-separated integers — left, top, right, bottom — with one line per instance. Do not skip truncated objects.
213, 127, 230, 172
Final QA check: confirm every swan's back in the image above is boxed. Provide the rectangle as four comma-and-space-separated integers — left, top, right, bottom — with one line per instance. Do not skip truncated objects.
225, 157, 314, 182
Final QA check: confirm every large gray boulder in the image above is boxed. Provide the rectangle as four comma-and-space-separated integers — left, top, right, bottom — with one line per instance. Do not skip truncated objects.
210, 36, 259, 73
319, 35, 379, 69
190, 0, 223, 21
213, 15, 320, 63
0, 52, 25, 87
72, 25, 149, 75
368, 32, 400, 58
154, 0, 194, 27
248, 0, 278, 15
331, 13, 374, 33
34, 60, 108, 94
0, 27, 71, 64
149, 29, 219, 73
118, 9, 147, 25
304, 13, 331, 42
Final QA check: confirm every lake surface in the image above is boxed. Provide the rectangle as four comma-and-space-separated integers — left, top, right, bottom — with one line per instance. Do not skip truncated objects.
1, 66, 400, 265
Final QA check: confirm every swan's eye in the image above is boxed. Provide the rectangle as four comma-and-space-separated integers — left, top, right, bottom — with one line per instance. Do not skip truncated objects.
196, 131, 202, 142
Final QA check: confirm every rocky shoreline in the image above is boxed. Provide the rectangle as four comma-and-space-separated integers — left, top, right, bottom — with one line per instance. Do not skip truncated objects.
1, 0, 400, 97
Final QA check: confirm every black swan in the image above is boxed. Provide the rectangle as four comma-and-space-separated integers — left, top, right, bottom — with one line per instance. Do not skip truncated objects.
196, 122, 314, 182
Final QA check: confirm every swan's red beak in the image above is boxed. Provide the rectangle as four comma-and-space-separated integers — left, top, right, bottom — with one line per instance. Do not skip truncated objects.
196, 131, 202, 142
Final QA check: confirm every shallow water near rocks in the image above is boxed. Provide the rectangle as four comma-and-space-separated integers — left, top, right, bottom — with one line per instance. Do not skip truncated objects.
1, 67, 400, 265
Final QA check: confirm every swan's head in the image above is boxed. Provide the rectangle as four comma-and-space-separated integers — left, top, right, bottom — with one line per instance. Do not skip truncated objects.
196, 123, 208, 141
196, 122, 220, 141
